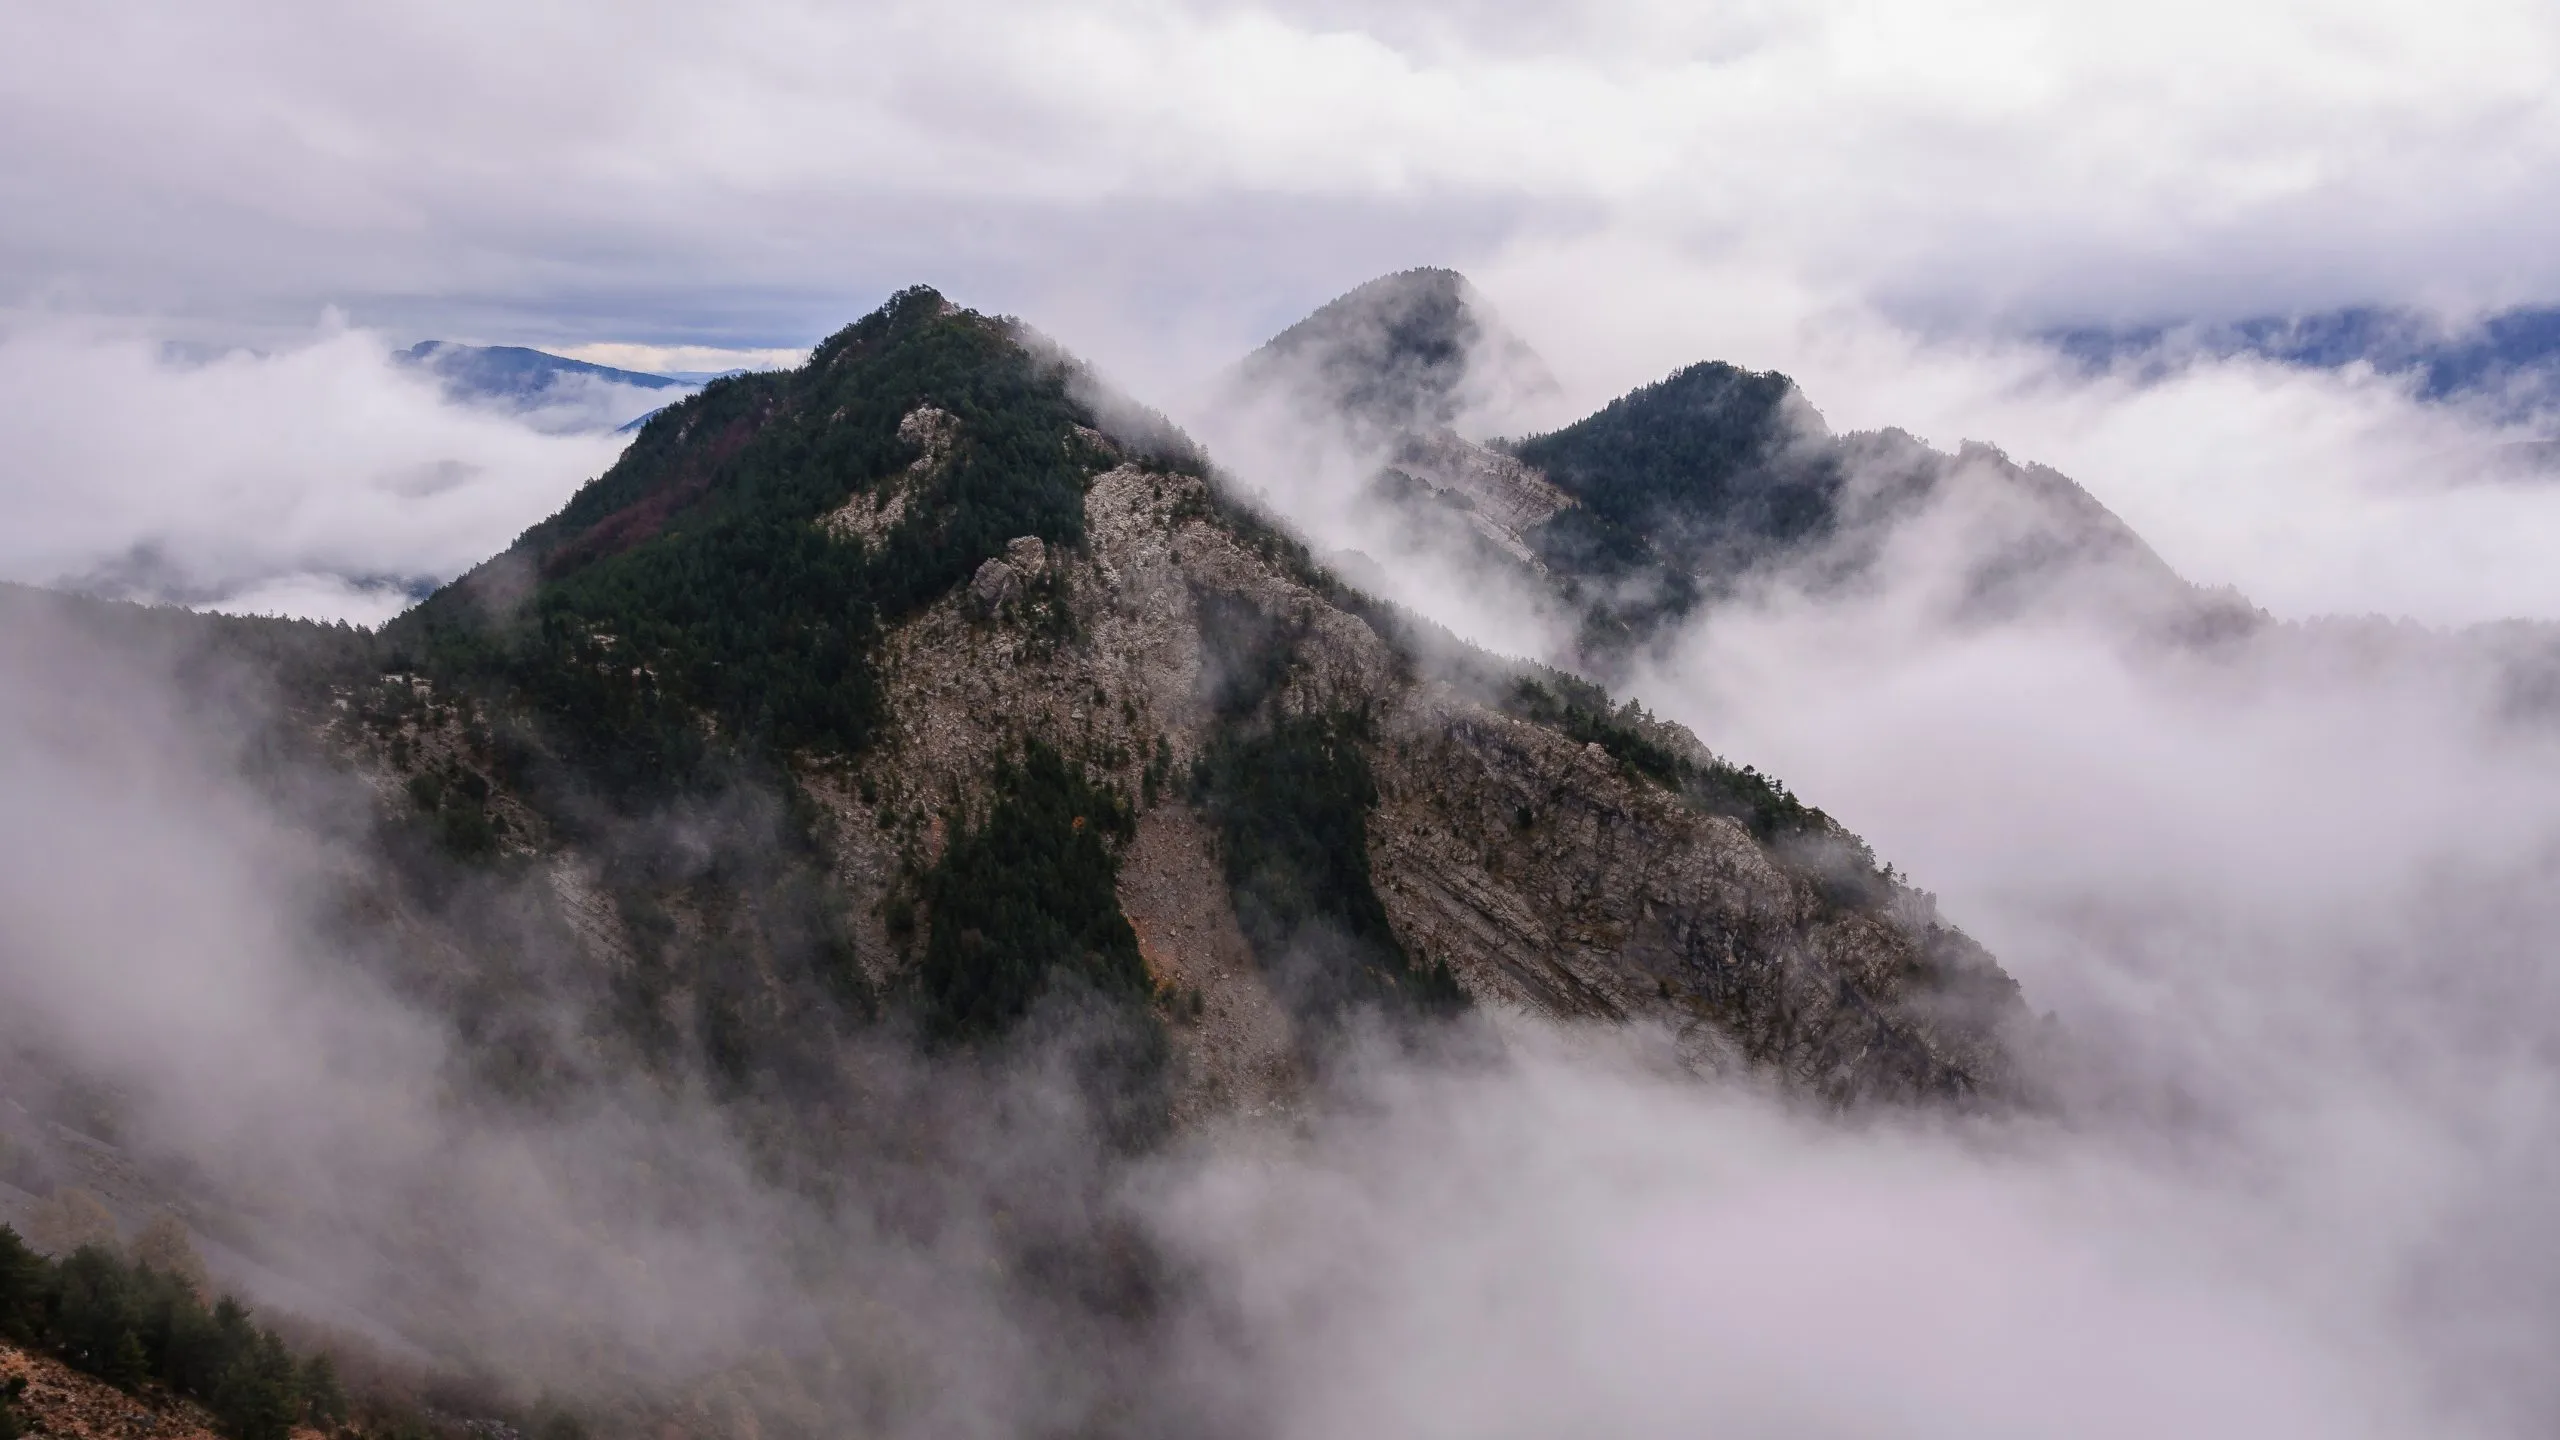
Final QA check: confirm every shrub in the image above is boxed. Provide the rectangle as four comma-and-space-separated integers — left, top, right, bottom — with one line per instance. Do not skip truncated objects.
129, 1213, 210, 1300
24, 1188, 116, 1257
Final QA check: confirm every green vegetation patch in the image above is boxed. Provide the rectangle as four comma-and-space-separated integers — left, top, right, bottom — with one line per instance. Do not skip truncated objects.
0, 1226, 343, 1440
1500, 671, 1820, 839
393, 286, 1105, 804
916, 741, 1147, 1042
1513, 360, 1838, 546
1506, 360, 1850, 644
1193, 713, 1464, 1021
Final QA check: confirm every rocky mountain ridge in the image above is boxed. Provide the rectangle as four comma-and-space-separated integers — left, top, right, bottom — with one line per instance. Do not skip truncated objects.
355, 286, 2020, 1118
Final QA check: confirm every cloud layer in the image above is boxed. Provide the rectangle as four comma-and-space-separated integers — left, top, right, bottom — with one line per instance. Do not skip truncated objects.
3, 1, 2555, 356
0, 319, 621, 624
0, 8, 2556, 1432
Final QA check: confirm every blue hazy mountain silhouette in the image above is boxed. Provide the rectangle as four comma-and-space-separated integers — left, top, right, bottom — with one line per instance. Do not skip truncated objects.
2051, 305, 2560, 416
399, 341, 690, 405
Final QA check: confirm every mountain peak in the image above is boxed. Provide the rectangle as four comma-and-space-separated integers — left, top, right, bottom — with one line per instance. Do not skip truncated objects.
1232, 268, 1559, 438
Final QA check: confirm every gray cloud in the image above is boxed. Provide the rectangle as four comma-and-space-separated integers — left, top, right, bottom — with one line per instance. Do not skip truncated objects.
2, 1, 2555, 354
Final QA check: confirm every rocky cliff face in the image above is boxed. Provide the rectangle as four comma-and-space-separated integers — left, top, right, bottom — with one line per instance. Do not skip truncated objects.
777, 418, 2013, 1110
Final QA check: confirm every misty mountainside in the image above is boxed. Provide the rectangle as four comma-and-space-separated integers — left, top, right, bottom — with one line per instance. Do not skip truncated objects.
373, 283, 2016, 1108
1232, 272, 2264, 666
0, 285, 2026, 1438
21, 282, 2560, 1440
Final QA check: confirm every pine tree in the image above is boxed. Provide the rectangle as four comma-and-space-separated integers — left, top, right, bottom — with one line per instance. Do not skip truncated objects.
0, 1225, 41, 1343
299, 1352, 347, 1427
0, 1375, 28, 1440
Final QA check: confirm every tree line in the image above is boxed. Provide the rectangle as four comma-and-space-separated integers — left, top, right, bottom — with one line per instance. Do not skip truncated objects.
0, 1224, 341, 1440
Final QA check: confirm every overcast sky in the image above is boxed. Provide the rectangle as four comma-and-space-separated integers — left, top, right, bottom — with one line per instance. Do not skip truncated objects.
8, 2, 2558, 356
3, 0, 2558, 621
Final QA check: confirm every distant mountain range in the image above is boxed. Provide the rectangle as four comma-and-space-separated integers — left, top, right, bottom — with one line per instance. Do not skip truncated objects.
397, 340, 709, 434
399, 340, 689, 400
2050, 304, 2560, 421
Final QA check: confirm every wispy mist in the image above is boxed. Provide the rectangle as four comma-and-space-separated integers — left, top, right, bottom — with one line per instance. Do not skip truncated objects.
2, 370, 2556, 1435
1620, 557, 2560, 1436
1, 0, 2556, 1434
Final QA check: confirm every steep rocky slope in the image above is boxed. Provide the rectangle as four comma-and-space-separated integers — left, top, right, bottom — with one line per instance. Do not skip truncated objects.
792, 452, 2013, 1107
1, 1343, 233, 1440
343, 288, 2022, 1118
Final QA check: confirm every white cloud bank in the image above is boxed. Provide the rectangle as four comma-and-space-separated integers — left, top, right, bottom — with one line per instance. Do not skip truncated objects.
0, 319, 622, 624
1152, 1030, 2448, 1439
1128, 444, 2560, 1440
1163, 281, 2560, 1437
